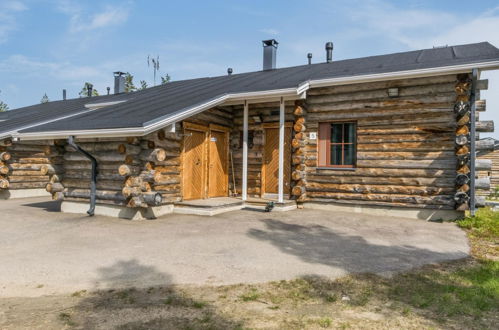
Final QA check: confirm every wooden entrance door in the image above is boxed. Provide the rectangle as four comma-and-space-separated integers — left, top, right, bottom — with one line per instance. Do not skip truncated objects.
208, 124, 229, 198
262, 123, 292, 195
182, 123, 208, 200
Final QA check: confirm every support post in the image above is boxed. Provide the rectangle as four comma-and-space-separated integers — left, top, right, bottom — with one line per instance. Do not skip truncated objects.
470, 69, 478, 216
242, 101, 248, 201
278, 97, 285, 203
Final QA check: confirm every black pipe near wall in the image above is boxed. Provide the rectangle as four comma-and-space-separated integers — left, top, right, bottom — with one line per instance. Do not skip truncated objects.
67, 136, 98, 216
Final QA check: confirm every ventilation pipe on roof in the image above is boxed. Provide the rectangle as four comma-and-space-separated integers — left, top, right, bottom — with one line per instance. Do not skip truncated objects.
107, 87, 110, 95
326, 42, 334, 63
87, 84, 93, 97
114, 71, 126, 94
307, 53, 313, 65
67, 136, 98, 216
62, 89, 67, 100
227, 68, 233, 76
262, 39, 278, 70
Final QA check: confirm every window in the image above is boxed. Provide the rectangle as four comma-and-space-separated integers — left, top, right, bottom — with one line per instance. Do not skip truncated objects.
318, 122, 356, 167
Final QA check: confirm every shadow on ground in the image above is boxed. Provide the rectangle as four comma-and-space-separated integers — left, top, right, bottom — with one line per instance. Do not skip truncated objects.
67, 259, 242, 329
22, 200, 61, 212
248, 219, 467, 274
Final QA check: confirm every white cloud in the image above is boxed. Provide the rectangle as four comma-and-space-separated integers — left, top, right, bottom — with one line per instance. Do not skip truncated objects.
55, 0, 130, 33
259, 28, 279, 36
0, 1, 28, 44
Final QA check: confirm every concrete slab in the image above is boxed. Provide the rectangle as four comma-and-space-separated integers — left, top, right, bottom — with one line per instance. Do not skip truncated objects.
0, 189, 50, 200
0, 197, 469, 298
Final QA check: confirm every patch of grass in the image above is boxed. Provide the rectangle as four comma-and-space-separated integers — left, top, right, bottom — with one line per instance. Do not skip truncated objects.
192, 300, 207, 309
316, 317, 333, 328
388, 260, 499, 317
457, 207, 499, 239
58, 312, 75, 326
239, 288, 260, 302
36, 284, 44, 288
71, 290, 87, 297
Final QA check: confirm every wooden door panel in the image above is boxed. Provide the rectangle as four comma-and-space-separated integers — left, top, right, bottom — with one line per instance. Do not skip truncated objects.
208, 130, 228, 197
183, 129, 206, 200
263, 126, 291, 195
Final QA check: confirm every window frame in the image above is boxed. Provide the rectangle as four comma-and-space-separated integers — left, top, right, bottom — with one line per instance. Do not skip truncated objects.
318, 121, 357, 168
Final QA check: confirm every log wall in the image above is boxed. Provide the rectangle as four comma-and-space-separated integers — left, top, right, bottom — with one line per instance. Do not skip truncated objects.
297, 74, 461, 210
0, 138, 63, 195
477, 147, 499, 197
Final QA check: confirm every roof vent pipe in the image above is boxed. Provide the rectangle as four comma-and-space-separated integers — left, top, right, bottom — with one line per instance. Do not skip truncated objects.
87, 84, 93, 97
307, 53, 313, 65
262, 39, 278, 70
114, 71, 126, 94
326, 42, 333, 63
227, 68, 233, 75
107, 87, 110, 95
62, 89, 67, 100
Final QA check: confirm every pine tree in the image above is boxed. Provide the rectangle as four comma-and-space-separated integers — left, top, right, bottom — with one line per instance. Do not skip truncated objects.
124, 73, 136, 92
139, 80, 148, 90
0, 90, 8, 112
161, 74, 171, 84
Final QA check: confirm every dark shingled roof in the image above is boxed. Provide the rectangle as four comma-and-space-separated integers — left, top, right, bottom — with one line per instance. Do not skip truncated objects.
3, 42, 499, 136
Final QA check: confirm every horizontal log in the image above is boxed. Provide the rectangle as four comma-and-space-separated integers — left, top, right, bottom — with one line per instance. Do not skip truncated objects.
40, 164, 62, 175
9, 170, 43, 176
138, 148, 167, 162
475, 159, 492, 171
0, 139, 13, 146
8, 175, 49, 183
63, 179, 124, 191
307, 167, 455, 178
305, 191, 454, 206
357, 141, 454, 152
357, 134, 452, 144
64, 152, 130, 163
126, 137, 140, 145
356, 151, 455, 160
357, 123, 455, 135
142, 192, 162, 206
476, 79, 488, 90
122, 186, 143, 198
357, 159, 456, 169
153, 184, 181, 193
306, 182, 454, 196
476, 139, 494, 151
475, 196, 486, 207
306, 175, 453, 187
118, 144, 142, 155
476, 100, 486, 112
8, 182, 47, 189
476, 121, 494, 133
475, 177, 490, 190
64, 188, 126, 202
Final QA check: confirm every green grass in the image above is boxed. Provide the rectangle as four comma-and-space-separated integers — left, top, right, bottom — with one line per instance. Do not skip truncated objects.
389, 260, 499, 317
457, 207, 499, 239
239, 288, 260, 302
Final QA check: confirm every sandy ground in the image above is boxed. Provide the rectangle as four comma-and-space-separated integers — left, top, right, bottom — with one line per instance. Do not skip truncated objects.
0, 197, 468, 297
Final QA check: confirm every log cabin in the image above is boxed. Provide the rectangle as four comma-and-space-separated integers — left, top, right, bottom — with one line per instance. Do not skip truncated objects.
1, 40, 498, 220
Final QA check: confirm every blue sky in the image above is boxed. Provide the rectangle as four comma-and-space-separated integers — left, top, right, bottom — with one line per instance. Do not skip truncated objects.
1, 0, 499, 137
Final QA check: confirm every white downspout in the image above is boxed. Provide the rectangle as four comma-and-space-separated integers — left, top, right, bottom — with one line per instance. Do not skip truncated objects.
278, 97, 285, 203
242, 101, 248, 201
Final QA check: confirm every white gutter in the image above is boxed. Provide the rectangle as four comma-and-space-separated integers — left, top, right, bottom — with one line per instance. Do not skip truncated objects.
12, 59, 499, 140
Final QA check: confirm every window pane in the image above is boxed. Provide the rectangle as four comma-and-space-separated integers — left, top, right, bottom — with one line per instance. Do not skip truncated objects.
331, 124, 343, 143
344, 144, 354, 165
344, 123, 355, 143
330, 144, 342, 165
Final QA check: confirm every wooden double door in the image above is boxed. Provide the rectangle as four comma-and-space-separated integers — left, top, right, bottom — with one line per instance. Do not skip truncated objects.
182, 123, 229, 200
262, 123, 292, 196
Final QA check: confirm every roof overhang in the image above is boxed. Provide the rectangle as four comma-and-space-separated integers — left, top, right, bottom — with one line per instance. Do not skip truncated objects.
11, 59, 499, 141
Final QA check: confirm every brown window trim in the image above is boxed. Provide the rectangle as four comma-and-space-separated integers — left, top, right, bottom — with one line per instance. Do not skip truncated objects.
318, 121, 357, 168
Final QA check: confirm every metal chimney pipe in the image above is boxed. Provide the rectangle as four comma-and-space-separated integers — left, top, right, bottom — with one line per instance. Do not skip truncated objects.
87, 84, 92, 97
227, 68, 233, 76
307, 53, 313, 65
326, 42, 334, 63
114, 71, 126, 94
107, 87, 110, 95
262, 39, 278, 70
62, 89, 67, 100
